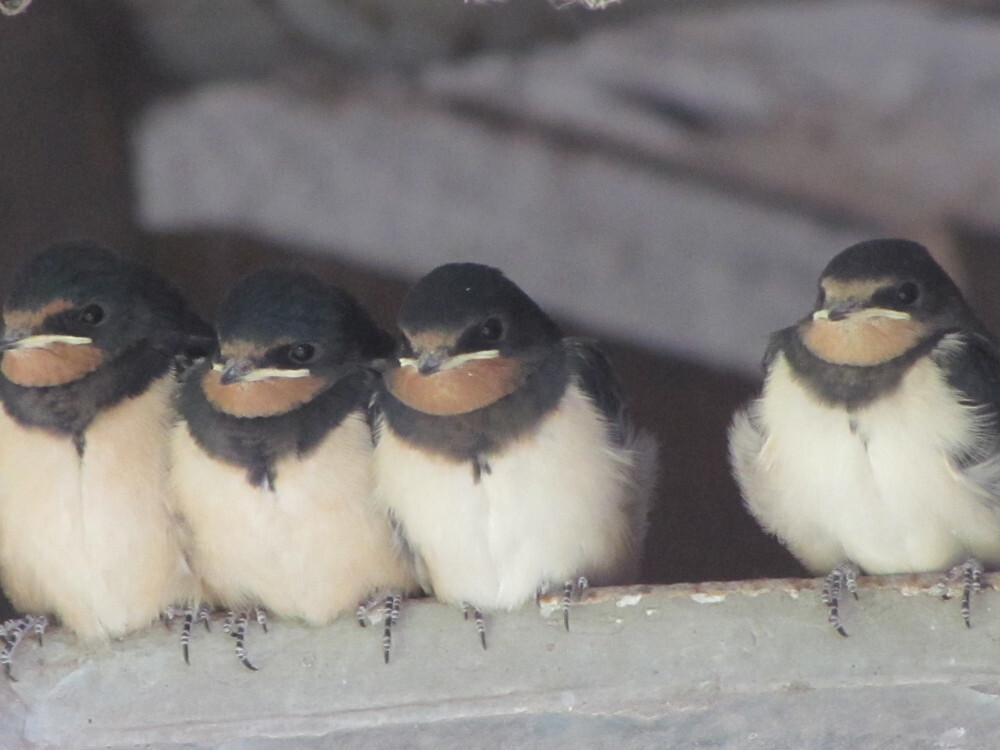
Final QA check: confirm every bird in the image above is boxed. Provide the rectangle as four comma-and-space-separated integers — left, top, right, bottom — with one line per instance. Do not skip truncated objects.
169, 268, 419, 667
0, 241, 212, 675
372, 262, 656, 648
729, 238, 1000, 635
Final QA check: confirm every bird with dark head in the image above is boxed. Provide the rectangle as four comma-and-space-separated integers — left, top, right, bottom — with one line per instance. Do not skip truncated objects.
0, 241, 211, 674
375, 262, 656, 647
730, 238, 1000, 635
171, 268, 417, 667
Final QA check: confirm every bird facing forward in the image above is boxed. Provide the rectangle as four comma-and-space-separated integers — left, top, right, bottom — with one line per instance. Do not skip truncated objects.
730, 238, 1000, 634
0, 241, 211, 670
170, 269, 419, 667
373, 262, 656, 647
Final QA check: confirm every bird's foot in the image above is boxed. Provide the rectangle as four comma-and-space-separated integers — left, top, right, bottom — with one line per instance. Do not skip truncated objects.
822, 563, 859, 637
0, 614, 47, 681
943, 558, 985, 629
356, 592, 404, 664
561, 577, 589, 632
355, 596, 378, 628
223, 608, 266, 671
164, 603, 212, 665
461, 602, 487, 650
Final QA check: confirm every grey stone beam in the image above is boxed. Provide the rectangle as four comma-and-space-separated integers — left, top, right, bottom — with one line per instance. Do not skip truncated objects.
5, 577, 1000, 749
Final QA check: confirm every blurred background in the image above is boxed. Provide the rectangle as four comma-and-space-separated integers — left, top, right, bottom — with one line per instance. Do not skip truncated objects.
3, 0, 1000, 587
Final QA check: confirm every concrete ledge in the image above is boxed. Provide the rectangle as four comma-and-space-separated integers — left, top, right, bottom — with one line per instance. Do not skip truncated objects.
6, 577, 1000, 748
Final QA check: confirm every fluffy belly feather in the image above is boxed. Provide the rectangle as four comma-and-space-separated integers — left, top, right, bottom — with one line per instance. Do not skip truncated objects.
0, 376, 194, 641
731, 354, 1000, 574
170, 411, 417, 624
374, 385, 642, 611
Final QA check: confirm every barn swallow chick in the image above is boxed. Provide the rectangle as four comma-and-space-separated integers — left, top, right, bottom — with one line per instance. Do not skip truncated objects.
170, 269, 419, 668
730, 238, 1000, 635
373, 263, 656, 648
0, 241, 211, 676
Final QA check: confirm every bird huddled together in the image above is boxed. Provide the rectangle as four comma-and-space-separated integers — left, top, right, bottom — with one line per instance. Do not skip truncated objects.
1, 236, 998, 677
0, 241, 656, 675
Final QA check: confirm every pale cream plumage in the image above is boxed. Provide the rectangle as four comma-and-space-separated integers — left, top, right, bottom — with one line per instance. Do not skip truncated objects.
0, 374, 196, 640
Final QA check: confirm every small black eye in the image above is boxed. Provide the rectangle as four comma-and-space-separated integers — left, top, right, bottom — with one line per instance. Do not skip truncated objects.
896, 282, 919, 306
480, 318, 503, 342
288, 343, 316, 364
79, 304, 105, 325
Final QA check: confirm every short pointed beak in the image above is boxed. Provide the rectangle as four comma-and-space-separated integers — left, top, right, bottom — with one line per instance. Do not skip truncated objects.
398, 347, 502, 375
813, 300, 863, 322
416, 350, 450, 376
215, 358, 256, 385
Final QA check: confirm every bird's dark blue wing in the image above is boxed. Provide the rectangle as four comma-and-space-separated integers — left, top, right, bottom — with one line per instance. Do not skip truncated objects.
936, 332, 1000, 480
942, 333, 1000, 417
563, 338, 630, 447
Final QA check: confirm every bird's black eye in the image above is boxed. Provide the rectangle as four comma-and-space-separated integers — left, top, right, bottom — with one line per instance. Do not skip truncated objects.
288, 343, 316, 364
896, 282, 919, 306
480, 318, 503, 342
79, 304, 105, 326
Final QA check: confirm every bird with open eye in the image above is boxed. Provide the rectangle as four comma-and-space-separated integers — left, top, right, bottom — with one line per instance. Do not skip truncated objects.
169, 269, 420, 668
372, 262, 657, 648
0, 241, 213, 676
729, 238, 1000, 636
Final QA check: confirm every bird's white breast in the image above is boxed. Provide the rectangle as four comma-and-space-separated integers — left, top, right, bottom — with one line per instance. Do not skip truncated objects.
0, 375, 195, 641
730, 347, 1000, 574
374, 384, 646, 611
170, 411, 417, 625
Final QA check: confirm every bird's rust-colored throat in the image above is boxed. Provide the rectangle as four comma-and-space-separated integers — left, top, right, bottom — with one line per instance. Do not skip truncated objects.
2, 301, 105, 387
801, 314, 925, 367
386, 356, 522, 416
202, 368, 328, 418
1, 342, 105, 387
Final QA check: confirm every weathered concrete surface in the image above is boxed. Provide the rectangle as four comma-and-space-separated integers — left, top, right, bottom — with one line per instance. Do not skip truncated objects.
134, 84, 867, 371
7, 577, 1000, 749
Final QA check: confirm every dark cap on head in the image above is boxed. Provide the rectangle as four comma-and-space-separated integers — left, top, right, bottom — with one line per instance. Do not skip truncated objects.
399, 263, 562, 349
218, 269, 393, 362
5, 240, 212, 357
817, 238, 975, 328
822, 239, 955, 287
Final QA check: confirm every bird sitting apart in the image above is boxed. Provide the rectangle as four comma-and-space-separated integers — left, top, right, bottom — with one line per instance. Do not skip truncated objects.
170, 269, 419, 668
730, 238, 1000, 635
373, 262, 656, 648
0, 241, 212, 676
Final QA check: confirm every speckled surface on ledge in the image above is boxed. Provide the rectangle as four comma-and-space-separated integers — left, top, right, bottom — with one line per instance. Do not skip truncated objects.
5, 576, 1000, 750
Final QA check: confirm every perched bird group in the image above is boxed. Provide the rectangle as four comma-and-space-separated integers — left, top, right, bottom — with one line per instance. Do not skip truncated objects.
0, 242, 655, 674
0, 235, 995, 676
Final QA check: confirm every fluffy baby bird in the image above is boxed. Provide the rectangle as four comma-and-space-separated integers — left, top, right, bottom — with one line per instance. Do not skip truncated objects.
170, 269, 418, 667
373, 262, 656, 647
0, 241, 211, 674
730, 239, 1000, 634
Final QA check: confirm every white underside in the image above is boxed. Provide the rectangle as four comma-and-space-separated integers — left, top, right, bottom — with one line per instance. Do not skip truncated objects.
730, 342, 1000, 574
373, 384, 654, 611
170, 411, 417, 625
0, 375, 196, 641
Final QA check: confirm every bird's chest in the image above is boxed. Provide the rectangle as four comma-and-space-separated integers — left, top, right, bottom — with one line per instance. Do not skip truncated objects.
171, 411, 390, 620
758, 355, 1000, 573
173, 411, 375, 530
375, 385, 627, 608
0, 376, 180, 635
